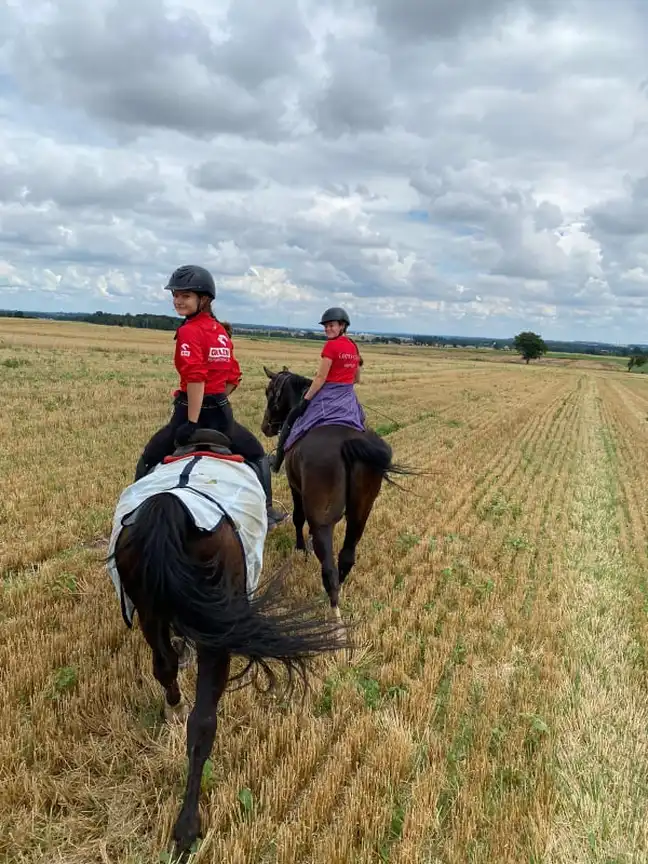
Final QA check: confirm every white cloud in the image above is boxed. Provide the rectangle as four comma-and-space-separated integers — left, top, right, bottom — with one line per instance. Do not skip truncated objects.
0, 0, 647, 340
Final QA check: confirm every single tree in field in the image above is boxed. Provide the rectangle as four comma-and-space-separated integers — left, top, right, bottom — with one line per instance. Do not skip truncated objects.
513, 331, 548, 364
628, 352, 647, 371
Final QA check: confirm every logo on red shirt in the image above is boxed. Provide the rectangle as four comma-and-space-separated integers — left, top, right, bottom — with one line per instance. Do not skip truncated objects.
208, 346, 230, 360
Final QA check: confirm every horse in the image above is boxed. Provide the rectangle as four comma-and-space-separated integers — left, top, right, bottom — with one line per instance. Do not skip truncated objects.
107, 429, 348, 858
261, 366, 413, 621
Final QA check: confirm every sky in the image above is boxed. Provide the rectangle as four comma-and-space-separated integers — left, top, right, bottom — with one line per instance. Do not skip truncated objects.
1, 0, 648, 342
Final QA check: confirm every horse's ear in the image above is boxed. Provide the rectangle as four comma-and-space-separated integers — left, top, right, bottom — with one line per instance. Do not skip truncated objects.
263, 365, 276, 379
282, 365, 289, 371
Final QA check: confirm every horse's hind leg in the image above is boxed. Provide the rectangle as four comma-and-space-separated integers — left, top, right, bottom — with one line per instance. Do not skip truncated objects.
338, 467, 383, 585
172, 649, 230, 855
291, 487, 307, 553
310, 522, 341, 613
138, 614, 185, 721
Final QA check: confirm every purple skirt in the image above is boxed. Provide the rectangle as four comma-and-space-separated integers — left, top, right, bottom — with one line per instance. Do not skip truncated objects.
285, 383, 366, 451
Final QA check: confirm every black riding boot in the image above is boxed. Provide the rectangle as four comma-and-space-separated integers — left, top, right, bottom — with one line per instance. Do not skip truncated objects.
252, 455, 288, 530
134, 455, 150, 482
270, 419, 292, 474
270, 399, 308, 474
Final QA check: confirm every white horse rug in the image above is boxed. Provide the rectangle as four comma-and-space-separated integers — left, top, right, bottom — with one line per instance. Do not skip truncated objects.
106, 453, 268, 627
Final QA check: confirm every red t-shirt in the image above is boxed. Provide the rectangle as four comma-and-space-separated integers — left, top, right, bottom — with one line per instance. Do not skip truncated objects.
173, 312, 242, 395
321, 335, 360, 384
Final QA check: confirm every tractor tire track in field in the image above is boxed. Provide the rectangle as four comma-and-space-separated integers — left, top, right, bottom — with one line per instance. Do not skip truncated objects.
375, 374, 586, 862
544, 376, 648, 863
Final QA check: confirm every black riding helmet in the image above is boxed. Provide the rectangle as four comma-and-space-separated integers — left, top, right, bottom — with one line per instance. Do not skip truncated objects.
165, 265, 216, 299
319, 306, 350, 326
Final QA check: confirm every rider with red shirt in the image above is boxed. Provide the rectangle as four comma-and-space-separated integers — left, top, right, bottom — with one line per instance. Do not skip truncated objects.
320, 331, 361, 383
134, 264, 288, 529
271, 306, 365, 473
174, 311, 241, 398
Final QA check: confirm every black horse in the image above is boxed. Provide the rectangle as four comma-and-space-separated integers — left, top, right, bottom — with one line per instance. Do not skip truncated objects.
261, 366, 413, 622
109, 430, 347, 857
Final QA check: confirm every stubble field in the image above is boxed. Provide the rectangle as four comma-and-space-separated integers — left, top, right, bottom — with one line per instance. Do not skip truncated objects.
1, 318, 648, 864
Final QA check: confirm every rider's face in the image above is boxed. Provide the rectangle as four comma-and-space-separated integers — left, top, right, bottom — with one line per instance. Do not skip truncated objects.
172, 290, 200, 316
323, 321, 343, 339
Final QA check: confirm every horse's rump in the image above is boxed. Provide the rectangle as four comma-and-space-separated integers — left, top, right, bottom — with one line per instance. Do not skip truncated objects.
106, 454, 268, 626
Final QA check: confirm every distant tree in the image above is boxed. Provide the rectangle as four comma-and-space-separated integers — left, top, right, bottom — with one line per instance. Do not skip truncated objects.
513, 331, 548, 364
628, 352, 647, 371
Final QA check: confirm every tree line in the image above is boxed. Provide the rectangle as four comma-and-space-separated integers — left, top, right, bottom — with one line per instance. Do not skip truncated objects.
0, 309, 644, 364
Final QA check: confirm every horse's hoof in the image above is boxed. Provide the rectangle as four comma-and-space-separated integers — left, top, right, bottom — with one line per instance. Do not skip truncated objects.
172, 816, 201, 860
164, 697, 189, 724
330, 606, 346, 644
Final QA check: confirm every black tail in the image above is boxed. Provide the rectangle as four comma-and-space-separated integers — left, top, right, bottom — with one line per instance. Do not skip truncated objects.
341, 430, 418, 488
117, 494, 348, 694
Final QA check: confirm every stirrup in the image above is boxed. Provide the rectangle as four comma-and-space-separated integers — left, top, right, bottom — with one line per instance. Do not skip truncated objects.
267, 504, 288, 529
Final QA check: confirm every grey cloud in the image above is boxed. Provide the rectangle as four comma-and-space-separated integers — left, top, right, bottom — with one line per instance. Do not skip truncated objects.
8, 0, 292, 141
188, 161, 260, 191
370, 0, 513, 41
0, 160, 164, 210
368, 0, 562, 42
307, 37, 395, 137
412, 165, 589, 289
534, 202, 563, 232
586, 175, 648, 239
585, 174, 648, 301
215, 0, 313, 91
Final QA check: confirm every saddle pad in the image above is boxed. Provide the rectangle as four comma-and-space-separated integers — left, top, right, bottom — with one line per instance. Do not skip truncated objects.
285, 381, 365, 451
106, 454, 268, 627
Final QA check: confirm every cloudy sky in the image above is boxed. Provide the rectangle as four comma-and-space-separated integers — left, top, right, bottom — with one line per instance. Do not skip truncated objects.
1, 0, 647, 341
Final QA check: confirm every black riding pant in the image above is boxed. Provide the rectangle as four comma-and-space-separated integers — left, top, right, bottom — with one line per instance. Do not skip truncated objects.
136, 393, 264, 479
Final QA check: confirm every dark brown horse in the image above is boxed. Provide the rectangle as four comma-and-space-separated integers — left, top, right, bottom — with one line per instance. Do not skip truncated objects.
261, 366, 413, 621
108, 430, 347, 858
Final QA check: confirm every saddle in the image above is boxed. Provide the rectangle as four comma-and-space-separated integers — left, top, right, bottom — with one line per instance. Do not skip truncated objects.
164, 429, 244, 464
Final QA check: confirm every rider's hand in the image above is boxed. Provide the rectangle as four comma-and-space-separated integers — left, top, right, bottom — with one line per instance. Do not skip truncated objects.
174, 421, 199, 446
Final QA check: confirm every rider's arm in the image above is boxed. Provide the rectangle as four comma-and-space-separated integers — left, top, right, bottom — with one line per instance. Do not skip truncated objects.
175, 328, 207, 421
304, 356, 332, 401
186, 381, 205, 422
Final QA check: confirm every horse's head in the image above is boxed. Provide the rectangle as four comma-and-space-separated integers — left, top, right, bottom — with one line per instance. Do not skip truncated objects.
261, 365, 312, 437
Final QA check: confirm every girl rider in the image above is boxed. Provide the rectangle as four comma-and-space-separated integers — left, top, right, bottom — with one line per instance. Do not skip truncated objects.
134, 264, 288, 530
270, 306, 365, 473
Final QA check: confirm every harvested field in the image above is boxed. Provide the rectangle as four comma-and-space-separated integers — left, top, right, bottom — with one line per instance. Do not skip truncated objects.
1, 318, 647, 863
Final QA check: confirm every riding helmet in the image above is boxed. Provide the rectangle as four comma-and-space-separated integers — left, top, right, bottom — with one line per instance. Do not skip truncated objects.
319, 306, 350, 326
165, 265, 216, 299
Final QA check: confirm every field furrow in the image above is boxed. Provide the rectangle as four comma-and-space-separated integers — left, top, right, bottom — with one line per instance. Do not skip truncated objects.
544, 376, 648, 863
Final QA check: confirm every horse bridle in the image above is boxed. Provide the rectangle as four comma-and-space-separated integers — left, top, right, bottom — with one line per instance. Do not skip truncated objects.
267, 370, 308, 433
265, 371, 292, 434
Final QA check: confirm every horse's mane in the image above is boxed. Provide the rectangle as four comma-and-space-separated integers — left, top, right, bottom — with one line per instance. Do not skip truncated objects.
286, 372, 312, 393
271, 367, 312, 398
